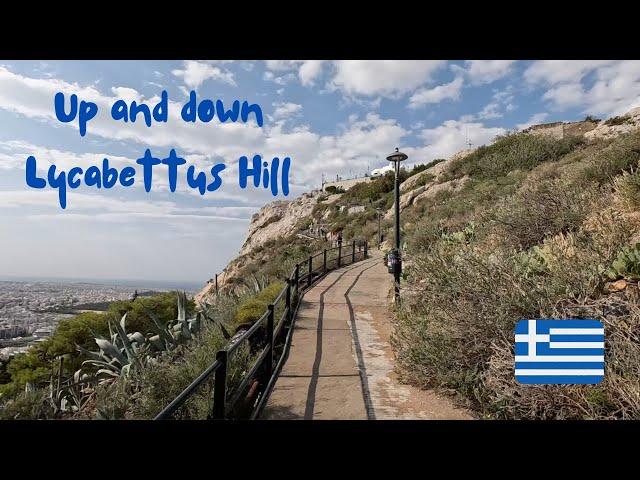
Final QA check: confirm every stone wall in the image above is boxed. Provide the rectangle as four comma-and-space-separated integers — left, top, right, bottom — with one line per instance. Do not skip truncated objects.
524, 120, 598, 139
323, 176, 371, 192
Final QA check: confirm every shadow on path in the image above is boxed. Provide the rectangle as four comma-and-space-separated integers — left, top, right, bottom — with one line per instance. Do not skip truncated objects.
304, 258, 378, 420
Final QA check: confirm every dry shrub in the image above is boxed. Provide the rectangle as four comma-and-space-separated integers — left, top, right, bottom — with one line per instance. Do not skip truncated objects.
489, 176, 604, 250
484, 288, 640, 419
612, 164, 640, 214
393, 192, 639, 418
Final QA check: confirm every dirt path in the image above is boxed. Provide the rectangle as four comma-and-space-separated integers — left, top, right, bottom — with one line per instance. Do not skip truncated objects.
261, 251, 472, 420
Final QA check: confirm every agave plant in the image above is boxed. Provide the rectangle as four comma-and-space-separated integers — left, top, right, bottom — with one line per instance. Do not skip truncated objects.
78, 312, 150, 383
197, 301, 232, 340
48, 368, 93, 414
77, 291, 230, 386
147, 291, 205, 350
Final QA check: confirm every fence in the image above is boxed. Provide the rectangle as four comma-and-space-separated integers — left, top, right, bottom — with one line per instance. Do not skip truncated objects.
154, 238, 369, 420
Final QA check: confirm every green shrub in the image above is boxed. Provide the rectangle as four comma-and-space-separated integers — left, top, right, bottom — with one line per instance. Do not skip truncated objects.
325, 185, 345, 194
488, 177, 602, 249
87, 305, 246, 420
0, 388, 53, 420
613, 165, 640, 213
605, 116, 630, 126
448, 132, 583, 180
579, 132, 640, 184
0, 292, 190, 401
606, 243, 640, 280
234, 282, 285, 326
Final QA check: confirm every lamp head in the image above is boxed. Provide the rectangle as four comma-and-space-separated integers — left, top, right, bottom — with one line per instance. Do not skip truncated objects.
386, 147, 408, 163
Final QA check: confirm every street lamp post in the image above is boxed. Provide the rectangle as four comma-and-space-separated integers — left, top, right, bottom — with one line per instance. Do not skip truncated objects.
386, 147, 408, 302
375, 208, 382, 248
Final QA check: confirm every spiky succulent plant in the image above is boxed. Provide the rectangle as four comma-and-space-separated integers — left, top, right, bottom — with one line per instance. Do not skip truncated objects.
77, 291, 224, 383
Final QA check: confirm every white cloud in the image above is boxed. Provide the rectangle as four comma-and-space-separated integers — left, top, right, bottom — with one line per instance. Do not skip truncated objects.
110, 86, 142, 102
171, 60, 236, 89
329, 60, 446, 97
263, 70, 296, 86
272, 102, 302, 119
264, 60, 300, 71
461, 86, 516, 122
410, 120, 506, 162
526, 60, 640, 116
524, 60, 614, 86
298, 60, 325, 86
465, 60, 515, 85
264, 60, 325, 87
516, 112, 549, 131
476, 102, 502, 120
409, 77, 464, 108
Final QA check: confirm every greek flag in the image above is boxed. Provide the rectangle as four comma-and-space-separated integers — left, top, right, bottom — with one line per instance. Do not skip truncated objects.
515, 319, 605, 385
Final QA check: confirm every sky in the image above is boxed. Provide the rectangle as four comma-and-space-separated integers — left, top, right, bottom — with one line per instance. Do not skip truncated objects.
1, 60, 639, 285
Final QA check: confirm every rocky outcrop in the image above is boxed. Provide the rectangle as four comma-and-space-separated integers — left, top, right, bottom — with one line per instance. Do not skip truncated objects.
585, 107, 640, 141
413, 176, 470, 205
385, 148, 476, 220
194, 191, 320, 304
239, 192, 319, 256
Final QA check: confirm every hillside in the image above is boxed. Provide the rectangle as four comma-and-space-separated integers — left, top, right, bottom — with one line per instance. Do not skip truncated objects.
197, 107, 640, 419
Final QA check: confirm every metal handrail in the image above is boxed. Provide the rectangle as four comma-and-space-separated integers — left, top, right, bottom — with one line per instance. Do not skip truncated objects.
227, 310, 268, 355
155, 238, 369, 420
154, 359, 222, 419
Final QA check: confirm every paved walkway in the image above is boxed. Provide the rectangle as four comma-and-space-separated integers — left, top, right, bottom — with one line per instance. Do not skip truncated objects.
261, 251, 472, 420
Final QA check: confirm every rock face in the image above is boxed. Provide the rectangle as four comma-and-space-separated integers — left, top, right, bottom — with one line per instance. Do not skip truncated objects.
400, 149, 474, 194
194, 191, 320, 304
385, 148, 476, 220
585, 107, 640, 141
239, 191, 319, 256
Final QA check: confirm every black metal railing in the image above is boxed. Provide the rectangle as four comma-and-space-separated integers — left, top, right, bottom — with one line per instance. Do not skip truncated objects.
154, 238, 369, 420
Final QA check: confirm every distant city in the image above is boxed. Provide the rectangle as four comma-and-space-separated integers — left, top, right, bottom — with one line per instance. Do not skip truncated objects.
0, 278, 201, 359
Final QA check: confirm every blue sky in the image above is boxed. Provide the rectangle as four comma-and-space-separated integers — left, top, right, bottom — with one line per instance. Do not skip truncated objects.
1, 60, 639, 284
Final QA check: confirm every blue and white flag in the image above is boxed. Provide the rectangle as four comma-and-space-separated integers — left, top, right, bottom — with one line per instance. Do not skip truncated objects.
514, 319, 605, 385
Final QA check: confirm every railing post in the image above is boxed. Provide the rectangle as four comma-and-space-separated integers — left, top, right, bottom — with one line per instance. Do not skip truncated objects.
294, 264, 299, 300
285, 279, 292, 324
364, 240, 368, 258
323, 249, 327, 273
212, 349, 227, 419
338, 239, 342, 268
352, 240, 356, 263
266, 304, 274, 381
307, 256, 313, 288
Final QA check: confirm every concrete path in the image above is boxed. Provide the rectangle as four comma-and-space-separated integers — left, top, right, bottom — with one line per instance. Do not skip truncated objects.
261, 251, 472, 420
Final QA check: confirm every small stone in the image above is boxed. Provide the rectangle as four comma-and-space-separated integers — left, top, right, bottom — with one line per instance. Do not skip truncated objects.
606, 279, 628, 292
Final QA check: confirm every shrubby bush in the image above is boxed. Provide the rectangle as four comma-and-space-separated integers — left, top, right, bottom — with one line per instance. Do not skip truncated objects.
393, 130, 640, 419
446, 133, 583, 180
234, 281, 285, 327
0, 292, 193, 409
